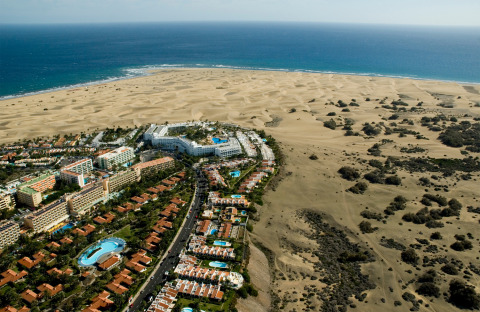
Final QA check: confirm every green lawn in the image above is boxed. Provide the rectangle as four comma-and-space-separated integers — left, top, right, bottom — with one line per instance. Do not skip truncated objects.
176, 298, 224, 312
113, 225, 132, 241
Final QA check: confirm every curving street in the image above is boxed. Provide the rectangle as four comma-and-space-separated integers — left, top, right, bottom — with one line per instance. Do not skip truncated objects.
126, 167, 208, 312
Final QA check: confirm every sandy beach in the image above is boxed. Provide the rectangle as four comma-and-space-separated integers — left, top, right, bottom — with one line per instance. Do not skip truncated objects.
2, 69, 480, 311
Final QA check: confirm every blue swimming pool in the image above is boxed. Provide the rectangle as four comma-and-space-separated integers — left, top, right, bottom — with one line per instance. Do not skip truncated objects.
231, 195, 242, 199
241, 211, 247, 215
210, 261, 228, 268
263, 139, 267, 142
229, 171, 240, 178
78, 237, 125, 267
212, 137, 227, 144
53, 222, 74, 235
209, 229, 218, 235
214, 241, 227, 246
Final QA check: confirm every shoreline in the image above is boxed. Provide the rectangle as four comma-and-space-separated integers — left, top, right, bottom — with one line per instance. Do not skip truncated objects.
2, 66, 480, 101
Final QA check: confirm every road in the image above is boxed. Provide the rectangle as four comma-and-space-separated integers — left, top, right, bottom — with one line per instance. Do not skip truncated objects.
127, 168, 208, 312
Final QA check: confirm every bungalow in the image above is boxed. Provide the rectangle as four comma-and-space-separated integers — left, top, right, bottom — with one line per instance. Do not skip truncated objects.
46, 242, 60, 249
72, 224, 95, 236
115, 202, 140, 213
21, 284, 63, 303
147, 283, 178, 312
47, 268, 73, 276
195, 220, 211, 235
98, 255, 121, 270
188, 236, 207, 250
201, 210, 214, 219
17, 252, 45, 269
0, 269, 28, 288
126, 250, 152, 273
153, 218, 172, 234
177, 172, 186, 179
93, 212, 115, 224
162, 179, 176, 187
144, 232, 161, 252
191, 246, 235, 260
218, 223, 232, 238
174, 279, 223, 301
106, 269, 133, 295
82, 291, 114, 312
170, 197, 186, 207
60, 237, 73, 244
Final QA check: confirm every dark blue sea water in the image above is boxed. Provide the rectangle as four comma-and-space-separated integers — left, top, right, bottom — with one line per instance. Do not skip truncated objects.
1, 22, 479, 99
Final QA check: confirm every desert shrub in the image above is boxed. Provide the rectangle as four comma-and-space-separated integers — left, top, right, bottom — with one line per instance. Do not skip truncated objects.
364, 171, 385, 184
309, 154, 318, 160
342, 108, 350, 112
401, 249, 419, 264
421, 197, 432, 206
418, 269, 437, 283
359, 221, 377, 233
419, 177, 430, 186
324, 119, 337, 130
454, 234, 465, 241
389, 114, 400, 120
442, 263, 458, 275
348, 182, 368, 194
423, 194, 448, 206
417, 282, 440, 297
289, 108, 296, 113
425, 220, 444, 228
440, 207, 458, 217
439, 122, 480, 150
360, 210, 383, 221
449, 280, 480, 309
349, 102, 359, 107
327, 112, 336, 116
362, 123, 382, 136
367, 143, 382, 156
337, 100, 348, 107
448, 198, 462, 210
338, 166, 360, 181
450, 240, 473, 251
384, 196, 407, 215
385, 175, 402, 185
368, 159, 383, 169
430, 232, 442, 240
338, 251, 368, 263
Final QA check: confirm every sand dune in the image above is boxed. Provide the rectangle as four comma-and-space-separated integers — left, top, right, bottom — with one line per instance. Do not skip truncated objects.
2, 69, 480, 311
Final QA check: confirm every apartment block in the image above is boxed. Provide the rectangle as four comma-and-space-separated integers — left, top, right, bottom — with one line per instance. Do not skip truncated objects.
131, 157, 175, 178
102, 170, 137, 193
17, 174, 56, 207
24, 200, 69, 233
97, 146, 134, 169
59, 158, 93, 187
0, 221, 20, 248
0, 191, 15, 210
67, 183, 105, 215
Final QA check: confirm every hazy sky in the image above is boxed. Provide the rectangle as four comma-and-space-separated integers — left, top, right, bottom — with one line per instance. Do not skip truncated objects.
1, 0, 479, 26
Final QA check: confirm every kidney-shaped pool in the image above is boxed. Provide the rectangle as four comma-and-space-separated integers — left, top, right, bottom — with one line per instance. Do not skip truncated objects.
78, 237, 126, 267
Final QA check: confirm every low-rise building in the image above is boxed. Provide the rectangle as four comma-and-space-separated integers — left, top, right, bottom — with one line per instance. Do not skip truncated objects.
72, 224, 95, 236
0, 269, 28, 288
126, 250, 152, 273
0, 305, 30, 312
93, 212, 115, 224
81, 290, 114, 312
24, 200, 69, 233
174, 279, 224, 301
0, 220, 20, 248
190, 245, 235, 260
0, 191, 15, 210
98, 255, 121, 270
97, 146, 134, 169
17, 252, 45, 269
195, 220, 211, 235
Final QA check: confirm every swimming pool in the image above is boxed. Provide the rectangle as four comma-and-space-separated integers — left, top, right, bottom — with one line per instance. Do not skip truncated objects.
53, 223, 74, 235
229, 170, 240, 178
240, 211, 247, 215
210, 261, 228, 268
231, 195, 242, 199
78, 237, 125, 267
213, 241, 231, 246
182, 308, 205, 312
263, 139, 267, 142
212, 137, 227, 144
209, 229, 218, 235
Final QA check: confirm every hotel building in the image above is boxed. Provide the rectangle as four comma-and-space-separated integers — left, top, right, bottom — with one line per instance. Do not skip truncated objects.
131, 157, 175, 178
24, 200, 69, 233
0, 221, 20, 248
67, 183, 105, 216
144, 123, 242, 158
102, 170, 137, 193
97, 146, 134, 169
16, 174, 56, 207
0, 191, 15, 210
60, 158, 93, 187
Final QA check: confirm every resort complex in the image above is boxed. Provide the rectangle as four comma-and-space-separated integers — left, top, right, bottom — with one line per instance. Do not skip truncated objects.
0, 121, 279, 312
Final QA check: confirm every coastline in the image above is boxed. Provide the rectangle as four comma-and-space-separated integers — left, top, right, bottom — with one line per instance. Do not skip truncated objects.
2, 65, 480, 101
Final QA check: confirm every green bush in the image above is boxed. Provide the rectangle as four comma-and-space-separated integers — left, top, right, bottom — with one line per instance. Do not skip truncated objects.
323, 119, 337, 130
338, 166, 360, 181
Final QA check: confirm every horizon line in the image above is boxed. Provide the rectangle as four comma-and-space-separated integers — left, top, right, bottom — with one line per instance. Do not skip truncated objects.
1, 21, 480, 28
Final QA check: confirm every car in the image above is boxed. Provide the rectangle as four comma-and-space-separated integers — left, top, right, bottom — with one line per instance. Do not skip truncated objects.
150, 276, 154, 280
190, 209, 192, 213
141, 290, 144, 294
195, 215, 198, 219
129, 304, 134, 308
168, 249, 172, 253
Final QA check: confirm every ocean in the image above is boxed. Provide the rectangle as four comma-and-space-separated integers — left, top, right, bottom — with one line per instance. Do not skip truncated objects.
1, 22, 479, 99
